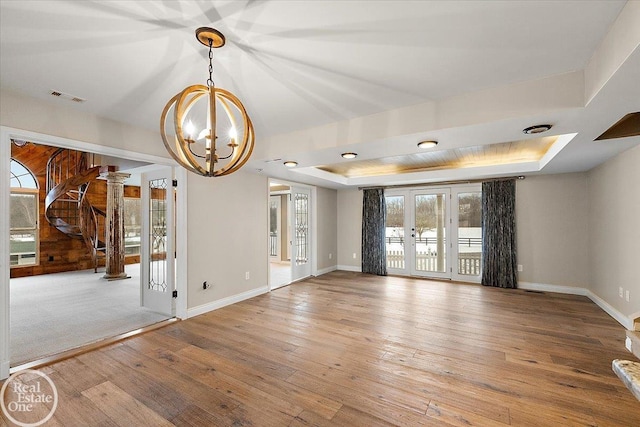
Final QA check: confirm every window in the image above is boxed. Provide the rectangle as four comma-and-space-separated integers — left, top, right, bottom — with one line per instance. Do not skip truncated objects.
124, 197, 141, 255
10, 159, 39, 267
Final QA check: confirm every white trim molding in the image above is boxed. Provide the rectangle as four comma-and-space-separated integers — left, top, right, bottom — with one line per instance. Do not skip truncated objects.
519, 282, 634, 330
338, 265, 362, 272
315, 265, 338, 276
1, 128, 11, 379
186, 285, 269, 319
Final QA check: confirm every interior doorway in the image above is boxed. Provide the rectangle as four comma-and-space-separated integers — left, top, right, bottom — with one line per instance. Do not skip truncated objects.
268, 180, 314, 289
269, 182, 291, 289
1, 129, 185, 373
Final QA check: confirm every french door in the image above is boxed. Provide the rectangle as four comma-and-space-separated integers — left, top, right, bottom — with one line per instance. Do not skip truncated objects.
290, 186, 311, 281
385, 185, 482, 282
140, 167, 175, 316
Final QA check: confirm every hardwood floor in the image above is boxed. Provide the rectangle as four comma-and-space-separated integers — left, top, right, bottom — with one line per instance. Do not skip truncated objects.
2, 271, 639, 426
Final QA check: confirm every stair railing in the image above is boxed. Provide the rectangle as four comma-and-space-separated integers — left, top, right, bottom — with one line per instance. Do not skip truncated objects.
79, 184, 106, 272
45, 148, 105, 271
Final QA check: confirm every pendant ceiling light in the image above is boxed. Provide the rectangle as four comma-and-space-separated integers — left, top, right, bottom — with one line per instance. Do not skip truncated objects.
160, 27, 254, 177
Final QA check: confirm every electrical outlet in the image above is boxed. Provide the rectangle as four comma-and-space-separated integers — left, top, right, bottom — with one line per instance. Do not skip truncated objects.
245, 271, 250, 280
619, 287, 624, 298
517, 264, 523, 272
352, 253, 357, 259
329, 253, 332, 260
626, 290, 630, 302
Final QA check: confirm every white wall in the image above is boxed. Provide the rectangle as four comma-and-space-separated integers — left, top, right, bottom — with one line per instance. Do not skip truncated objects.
337, 188, 362, 270
316, 187, 338, 272
186, 172, 269, 311
588, 143, 640, 319
516, 173, 590, 288
0, 89, 166, 158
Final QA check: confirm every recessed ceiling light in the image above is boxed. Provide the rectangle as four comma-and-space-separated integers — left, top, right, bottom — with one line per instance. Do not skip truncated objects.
283, 161, 298, 168
341, 152, 357, 159
522, 124, 552, 134
417, 140, 438, 149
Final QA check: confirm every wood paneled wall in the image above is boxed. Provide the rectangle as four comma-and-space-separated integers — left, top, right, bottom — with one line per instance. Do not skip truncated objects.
10, 142, 140, 278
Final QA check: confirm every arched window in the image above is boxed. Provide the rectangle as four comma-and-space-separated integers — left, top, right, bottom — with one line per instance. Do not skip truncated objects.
10, 159, 39, 267
10, 159, 38, 189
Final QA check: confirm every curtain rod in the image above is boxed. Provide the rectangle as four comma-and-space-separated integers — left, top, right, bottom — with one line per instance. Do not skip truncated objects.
358, 175, 525, 191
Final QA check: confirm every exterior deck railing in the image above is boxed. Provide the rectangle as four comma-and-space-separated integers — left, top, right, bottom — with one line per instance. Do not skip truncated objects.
387, 251, 481, 276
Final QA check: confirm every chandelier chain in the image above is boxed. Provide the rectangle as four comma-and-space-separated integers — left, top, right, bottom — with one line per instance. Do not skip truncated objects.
207, 39, 214, 87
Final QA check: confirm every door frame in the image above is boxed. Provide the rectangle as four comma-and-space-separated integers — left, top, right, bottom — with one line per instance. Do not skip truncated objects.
267, 178, 315, 290
0, 126, 188, 379
269, 195, 282, 261
384, 183, 482, 282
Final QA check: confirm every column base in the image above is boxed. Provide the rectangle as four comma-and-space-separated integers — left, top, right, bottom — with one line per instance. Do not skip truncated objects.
103, 273, 131, 281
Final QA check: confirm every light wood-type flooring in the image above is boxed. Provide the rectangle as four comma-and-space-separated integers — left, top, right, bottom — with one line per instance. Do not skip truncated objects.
2, 271, 639, 426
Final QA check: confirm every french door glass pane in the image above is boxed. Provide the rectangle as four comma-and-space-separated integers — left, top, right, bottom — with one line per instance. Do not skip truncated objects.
415, 193, 446, 273
385, 195, 405, 269
294, 192, 308, 265
457, 192, 482, 276
269, 197, 278, 257
148, 178, 167, 292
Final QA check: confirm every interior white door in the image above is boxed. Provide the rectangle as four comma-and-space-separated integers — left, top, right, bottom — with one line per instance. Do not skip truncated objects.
140, 167, 175, 316
290, 186, 311, 281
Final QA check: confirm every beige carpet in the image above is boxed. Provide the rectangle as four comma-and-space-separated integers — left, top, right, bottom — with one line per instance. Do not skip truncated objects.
10, 263, 169, 365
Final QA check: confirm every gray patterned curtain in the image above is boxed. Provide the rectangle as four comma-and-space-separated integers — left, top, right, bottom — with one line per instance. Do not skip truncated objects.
361, 188, 387, 276
481, 180, 517, 288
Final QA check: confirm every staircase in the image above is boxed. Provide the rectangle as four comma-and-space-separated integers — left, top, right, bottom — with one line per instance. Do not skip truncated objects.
45, 149, 106, 272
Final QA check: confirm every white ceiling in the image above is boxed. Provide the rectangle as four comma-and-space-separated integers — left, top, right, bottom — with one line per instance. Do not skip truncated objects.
1, 1, 639, 188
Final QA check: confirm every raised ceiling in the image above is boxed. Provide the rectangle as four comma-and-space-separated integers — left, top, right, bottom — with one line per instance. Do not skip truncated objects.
318, 137, 558, 178
1, 1, 639, 188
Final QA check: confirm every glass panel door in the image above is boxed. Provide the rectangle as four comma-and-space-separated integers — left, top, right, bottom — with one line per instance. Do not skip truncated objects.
291, 186, 311, 281
452, 187, 482, 282
385, 194, 406, 272
141, 167, 175, 316
411, 190, 450, 278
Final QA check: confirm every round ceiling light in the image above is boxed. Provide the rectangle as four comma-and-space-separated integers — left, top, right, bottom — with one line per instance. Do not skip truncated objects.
522, 124, 552, 134
417, 140, 438, 149
341, 152, 357, 159
283, 161, 298, 168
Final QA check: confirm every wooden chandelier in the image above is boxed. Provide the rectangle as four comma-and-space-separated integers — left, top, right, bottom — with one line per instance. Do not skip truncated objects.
160, 27, 254, 177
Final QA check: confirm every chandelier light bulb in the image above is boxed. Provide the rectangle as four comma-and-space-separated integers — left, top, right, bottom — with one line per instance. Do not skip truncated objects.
184, 120, 196, 140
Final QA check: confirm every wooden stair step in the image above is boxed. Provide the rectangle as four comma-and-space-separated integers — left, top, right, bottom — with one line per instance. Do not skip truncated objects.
613, 359, 640, 401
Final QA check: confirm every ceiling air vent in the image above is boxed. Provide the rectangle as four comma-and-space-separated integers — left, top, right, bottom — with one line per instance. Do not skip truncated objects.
595, 112, 640, 141
49, 90, 86, 103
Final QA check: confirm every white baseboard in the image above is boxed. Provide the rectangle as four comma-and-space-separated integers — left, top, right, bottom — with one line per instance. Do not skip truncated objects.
315, 265, 338, 276
586, 289, 634, 331
519, 281, 633, 330
187, 286, 268, 319
337, 265, 361, 272
518, 281, 589, 296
